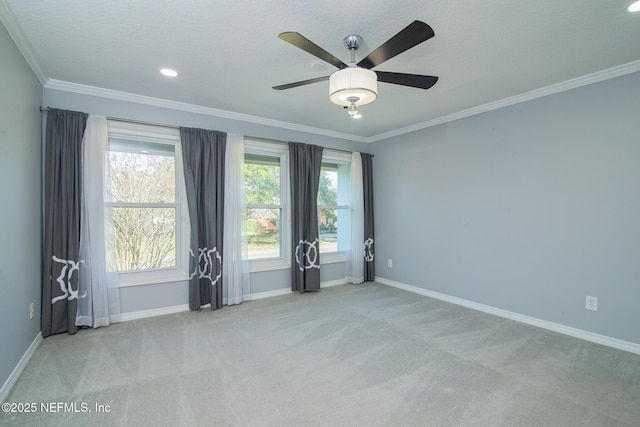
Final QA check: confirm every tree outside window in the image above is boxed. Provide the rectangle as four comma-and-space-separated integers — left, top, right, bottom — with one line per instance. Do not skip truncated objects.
107, 139, 178, 272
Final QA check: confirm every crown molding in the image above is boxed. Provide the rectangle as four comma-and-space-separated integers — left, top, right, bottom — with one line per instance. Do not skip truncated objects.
367, 59, 640, 143
0, 1, 47, 85
43, 80, 369, 143
42, 58, 640, 145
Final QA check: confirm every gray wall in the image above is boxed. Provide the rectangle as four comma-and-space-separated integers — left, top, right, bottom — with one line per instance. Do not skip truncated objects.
371, 71, 640, 344
43, 87, 364, 314
0, 25, 43, 390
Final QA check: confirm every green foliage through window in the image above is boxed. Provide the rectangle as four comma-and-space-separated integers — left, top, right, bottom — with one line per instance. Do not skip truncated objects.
244, 155, 282, 259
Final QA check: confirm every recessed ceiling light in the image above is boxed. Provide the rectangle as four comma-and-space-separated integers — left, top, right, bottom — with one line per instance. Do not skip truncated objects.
160, 68, 178, 77
629, 1, 640, 12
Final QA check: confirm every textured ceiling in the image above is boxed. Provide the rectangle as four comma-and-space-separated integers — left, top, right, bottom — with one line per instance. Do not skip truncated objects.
3, 0, 640, 141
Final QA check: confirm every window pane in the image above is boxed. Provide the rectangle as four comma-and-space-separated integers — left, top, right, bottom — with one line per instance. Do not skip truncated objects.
318, 169, 338, 207
318, 161, 351, 254
108, 142, 175, 203
244, 157, 280, 205
110, 207, 176, 272
247, 208, 281, 259
319, 208, 338, 253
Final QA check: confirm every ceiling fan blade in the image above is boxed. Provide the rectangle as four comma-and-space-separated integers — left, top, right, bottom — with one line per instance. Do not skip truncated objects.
358, 21, 435, 69
278, 32, 348, 69
272, 76, 330, 90
375, 71, 438, 90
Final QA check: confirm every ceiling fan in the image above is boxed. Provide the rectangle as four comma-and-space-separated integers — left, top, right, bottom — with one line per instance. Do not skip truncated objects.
273, 20, 438, 119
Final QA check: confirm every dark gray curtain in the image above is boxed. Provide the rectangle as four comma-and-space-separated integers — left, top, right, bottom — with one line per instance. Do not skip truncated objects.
289, 142, 324, 292
362, 153, 375, 281
180, 127, 226, 310
42, 109, 88, 337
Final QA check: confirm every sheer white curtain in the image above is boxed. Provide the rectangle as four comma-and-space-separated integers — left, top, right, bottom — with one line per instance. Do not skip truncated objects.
346, 152, 364, 284
77, 115, 121, 327
222, 133, 250, 305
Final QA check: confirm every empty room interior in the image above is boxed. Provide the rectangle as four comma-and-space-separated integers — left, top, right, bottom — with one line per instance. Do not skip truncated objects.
1, 1, 640, 425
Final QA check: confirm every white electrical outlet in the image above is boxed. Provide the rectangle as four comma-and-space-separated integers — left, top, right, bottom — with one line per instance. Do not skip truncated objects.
29, 303, 35, 319
388, 259, 393, 268
586, 295, 598, 312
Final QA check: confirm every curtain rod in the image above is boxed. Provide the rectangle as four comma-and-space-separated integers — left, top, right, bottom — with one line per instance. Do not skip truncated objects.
39, 106, 372, 157
39, 106, 178, 130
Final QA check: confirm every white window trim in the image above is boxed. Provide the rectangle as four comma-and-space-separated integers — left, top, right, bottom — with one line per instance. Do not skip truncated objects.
244, 139, 291, 272
322, 149, 352, 164
107, 120, 190, 287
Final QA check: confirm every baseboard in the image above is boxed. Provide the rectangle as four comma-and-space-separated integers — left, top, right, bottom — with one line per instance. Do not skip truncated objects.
376, 276, 640, 356
321, 279, 348, 288
1, 332, 42, 403
244, 279, 348, 301
111, 304, 191, 322
114, 280, 349, 318
243, 288, 291, 301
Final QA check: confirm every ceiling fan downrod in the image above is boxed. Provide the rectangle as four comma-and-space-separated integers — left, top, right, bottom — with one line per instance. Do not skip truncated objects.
343, 34, 362, 65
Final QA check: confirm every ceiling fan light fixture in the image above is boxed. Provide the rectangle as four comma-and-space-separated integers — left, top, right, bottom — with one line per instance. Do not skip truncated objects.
629, 1, 640, 11
347, 101, 362, 119
329, 67, 377, 107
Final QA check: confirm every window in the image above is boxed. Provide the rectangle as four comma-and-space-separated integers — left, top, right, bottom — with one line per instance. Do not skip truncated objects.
245, 154, 281, 259
318, 151, 352, 263
106, 122, 189, 286
244, 139, 290, 271
242, 142, 351, 270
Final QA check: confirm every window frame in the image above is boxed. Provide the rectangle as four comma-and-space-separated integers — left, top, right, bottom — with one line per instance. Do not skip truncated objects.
318, 150, 352, 264
106, 121, 190, 287
244, 139, 291, 272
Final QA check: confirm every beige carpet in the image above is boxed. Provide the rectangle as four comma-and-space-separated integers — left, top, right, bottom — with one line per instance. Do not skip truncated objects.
3, 283, 640, 426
